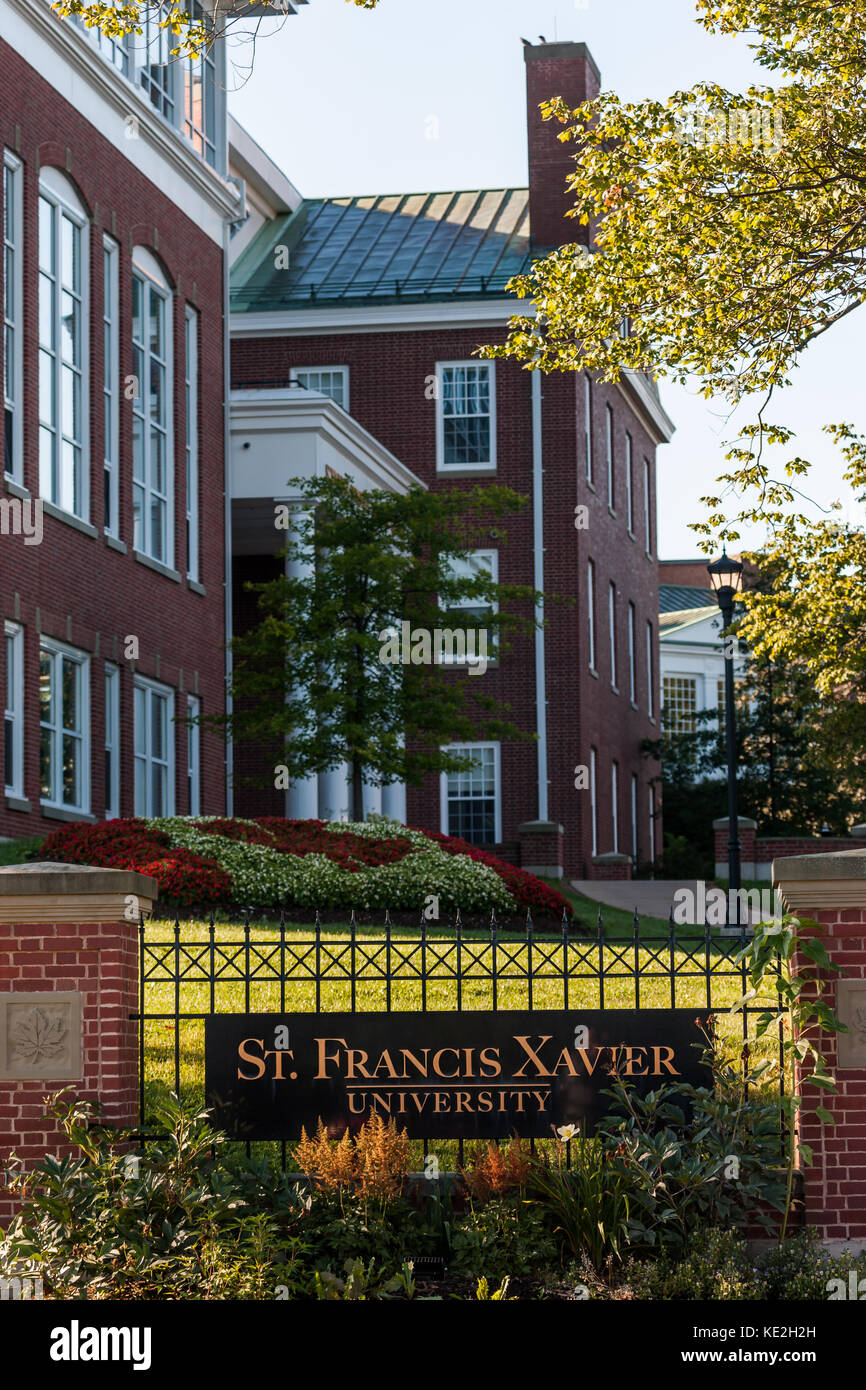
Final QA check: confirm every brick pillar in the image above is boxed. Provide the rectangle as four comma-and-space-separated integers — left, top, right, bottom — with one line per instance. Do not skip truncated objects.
591, 852, 633, 882
713, 816, 757, 879
517, 820, 564, 879
774, 850, 866, 1252
0, 862, 156, 1223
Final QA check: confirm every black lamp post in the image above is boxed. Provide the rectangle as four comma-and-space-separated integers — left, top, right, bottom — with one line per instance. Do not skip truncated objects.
707, 549, 744, 902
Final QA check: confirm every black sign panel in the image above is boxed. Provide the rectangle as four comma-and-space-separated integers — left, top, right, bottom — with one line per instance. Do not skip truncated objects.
205, 1010, 710, 1141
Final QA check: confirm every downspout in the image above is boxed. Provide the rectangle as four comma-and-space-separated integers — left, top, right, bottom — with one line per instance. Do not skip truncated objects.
531, 367, 548, 821
222, 214, 234, 816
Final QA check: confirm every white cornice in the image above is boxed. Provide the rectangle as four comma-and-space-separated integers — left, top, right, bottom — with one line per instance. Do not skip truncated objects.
230, 299, 520, 337
3, 0, 241, 229
616, 369, 676, 446
230, 387, 426, 495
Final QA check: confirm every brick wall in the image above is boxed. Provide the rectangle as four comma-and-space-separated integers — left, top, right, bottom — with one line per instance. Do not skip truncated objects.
0, 40, 228, 837
0, 864, 149, 1224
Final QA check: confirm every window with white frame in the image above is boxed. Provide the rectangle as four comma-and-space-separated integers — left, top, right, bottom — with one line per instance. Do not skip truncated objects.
185, 306, 199, 580
134, 676, 174, 816
663, 675, 698, 736
631, 773, 638, 864
436, 362, 495, 470
39, 639, 90, 813
625, 432, 634, 532
611, 760, 619, 852
137, 14, 176, 120
291, 366, 349, 410
587, 559, 597, 670
628, 602, 636, 703
643, 456, 652, 554
182, 2, 217, 167
4, 152, 23, 482
5, 622, 23, 797
103, 236, 119, 534
583, 373, 593, 484
646, 620, 655, 718
441, 743, 500, 846
39, 169, 89, 518
606, 404, 615, 508
608, 581, 617, 688
440, 549, 497, 663
648, 786, 655, 863
132, 248, 173, 566
187, 694, 201, 815
105, 663, 120, 819
590, 747, 598, 857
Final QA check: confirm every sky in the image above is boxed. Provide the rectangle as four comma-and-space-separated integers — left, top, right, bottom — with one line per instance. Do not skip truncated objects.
226, 0, 863, 560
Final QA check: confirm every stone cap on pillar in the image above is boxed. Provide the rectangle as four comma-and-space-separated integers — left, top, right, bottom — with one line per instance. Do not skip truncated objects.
773, 848, 866, 912
517, 821, 564, 836
592, 853, 632, 864
712, 817, 758, 830
0, 862, 158, 924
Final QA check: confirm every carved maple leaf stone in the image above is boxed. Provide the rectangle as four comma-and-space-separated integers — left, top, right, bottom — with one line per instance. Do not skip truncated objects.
11, 1007, 67, 1065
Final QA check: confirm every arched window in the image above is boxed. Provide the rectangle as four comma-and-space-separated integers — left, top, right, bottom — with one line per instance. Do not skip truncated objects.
38, 169, 89, 518
131, 248, 173, 567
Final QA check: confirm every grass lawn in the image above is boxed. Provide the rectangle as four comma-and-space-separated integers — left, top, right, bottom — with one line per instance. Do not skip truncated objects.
140, 913, 785, 1170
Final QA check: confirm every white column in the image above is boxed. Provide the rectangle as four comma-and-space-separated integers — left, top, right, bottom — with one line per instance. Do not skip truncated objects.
284, 505, 319, 820
319, 764, 350, 821
362, 777, 382, 820
381, 781, 407, 824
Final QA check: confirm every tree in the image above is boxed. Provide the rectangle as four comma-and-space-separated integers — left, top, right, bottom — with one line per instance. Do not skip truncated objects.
211, 474, 545, 822
482, 0, 864, 537
52, 0, 379, 56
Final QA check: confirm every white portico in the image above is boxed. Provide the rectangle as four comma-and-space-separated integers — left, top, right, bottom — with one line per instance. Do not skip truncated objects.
229, 386, 424, 824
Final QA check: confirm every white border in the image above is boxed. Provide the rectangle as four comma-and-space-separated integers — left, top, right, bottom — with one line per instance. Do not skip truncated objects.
439, 741, 502, 844
4, 621, 24, 797
133, 673, 176, 816
3, 151, 24, 485
39, 635, 91, 814
435, 360, 497, 473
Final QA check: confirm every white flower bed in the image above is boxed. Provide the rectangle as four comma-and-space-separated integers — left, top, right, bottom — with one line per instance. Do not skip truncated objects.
148, 817, 515, 913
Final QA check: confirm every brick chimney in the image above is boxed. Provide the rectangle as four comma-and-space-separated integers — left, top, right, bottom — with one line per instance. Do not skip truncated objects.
524, 40, 601, 252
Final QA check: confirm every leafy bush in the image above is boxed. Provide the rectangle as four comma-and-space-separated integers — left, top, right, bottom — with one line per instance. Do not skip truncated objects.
447, 1197, 558, 1283
527, 1134, 631, 1272
39, 814, 574, 917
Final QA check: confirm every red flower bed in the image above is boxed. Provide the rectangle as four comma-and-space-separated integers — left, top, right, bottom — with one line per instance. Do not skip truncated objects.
39, 815, 573, 918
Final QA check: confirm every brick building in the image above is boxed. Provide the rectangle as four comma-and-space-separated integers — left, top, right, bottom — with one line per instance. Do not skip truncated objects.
0, 0, 242, 838
227, 40, 675, 878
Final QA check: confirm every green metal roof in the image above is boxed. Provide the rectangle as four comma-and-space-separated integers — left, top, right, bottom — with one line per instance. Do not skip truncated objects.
659, 584, 713, 614
231, 188, 534, 311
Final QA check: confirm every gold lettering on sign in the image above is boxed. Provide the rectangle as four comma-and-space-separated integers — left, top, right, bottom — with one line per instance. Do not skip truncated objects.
652, 1045, 680, 1075
513, 1035, 554, 1078
623, 1047, 648, 1077
237, 1038, 266, 1081
432, 1048, 460, 1078
314, 1037, 348, 1079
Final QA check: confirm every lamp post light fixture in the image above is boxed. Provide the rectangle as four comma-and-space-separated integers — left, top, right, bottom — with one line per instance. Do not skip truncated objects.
707, 549, 745, 911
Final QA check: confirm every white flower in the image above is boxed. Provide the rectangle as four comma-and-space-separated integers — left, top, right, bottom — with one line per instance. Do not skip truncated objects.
557, 1123, 579, 1141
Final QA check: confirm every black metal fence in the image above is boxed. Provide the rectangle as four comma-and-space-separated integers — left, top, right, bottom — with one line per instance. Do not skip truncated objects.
136, 907, 785, 1166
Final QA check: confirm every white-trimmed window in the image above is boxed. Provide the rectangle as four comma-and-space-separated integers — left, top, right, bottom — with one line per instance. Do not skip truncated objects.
611, 761, 619, 853
440, 549, 497, 665
292, 366, 349, 410
132, 248, 173, 566
185, 306, 199, 580
625, 431, 634, 533
39, 638, 90, 813
606, 404, 615, 508
138, 14, 176, 121
187, 694, 201, 815
646, 620, 655, 718
182, 2, 217, 167
4, 151, 23, 481
663, 675, 698, 736
4, 622, 23, 797
103, 236, 120, 534
587, 559, 596, 670
608, 581, 617, 688
583, 373, 593, 484
643, 456, 652, 554
648, 786, 655, 863
134, 676, 175, 816
590, 747, 598, 857
38, 169, 89, 518
631, 773, 639, 864
105, 663, 120, 819
440, 742, 500, 846
628, 601, 636, 703
436, 362, 495, 470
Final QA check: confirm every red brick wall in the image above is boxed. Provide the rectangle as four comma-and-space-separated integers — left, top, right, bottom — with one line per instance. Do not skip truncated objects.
0, 41, 227, 837
793, 908, 866, 1242
524, 42, 600, 251
232, 332, 660, 877
0, 917, 139, 1223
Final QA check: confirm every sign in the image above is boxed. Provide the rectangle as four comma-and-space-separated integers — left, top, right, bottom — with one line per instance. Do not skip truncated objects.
204, 1009, 711, 1141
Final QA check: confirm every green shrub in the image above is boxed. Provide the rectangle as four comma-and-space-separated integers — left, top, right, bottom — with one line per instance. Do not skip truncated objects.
447, 1196, 557, 1283
622, 1229, 767, 1300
